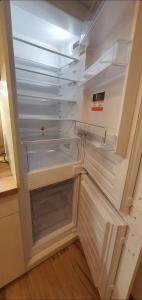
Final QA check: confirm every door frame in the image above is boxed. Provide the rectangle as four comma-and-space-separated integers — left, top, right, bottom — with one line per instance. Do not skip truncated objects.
0, 0, 33, 264
120, 74, 142, 212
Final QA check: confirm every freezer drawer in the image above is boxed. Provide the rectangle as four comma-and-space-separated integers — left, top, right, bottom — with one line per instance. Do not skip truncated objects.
30, 179, 74, 242
77, 175, 127, 300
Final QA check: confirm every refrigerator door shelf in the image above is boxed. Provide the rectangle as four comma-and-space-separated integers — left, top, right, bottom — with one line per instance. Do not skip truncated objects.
80, 40, 131, 87
76, 121, 117, 152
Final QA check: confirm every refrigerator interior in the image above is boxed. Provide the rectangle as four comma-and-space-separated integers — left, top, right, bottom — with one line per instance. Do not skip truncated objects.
10, 0, 83, 172
10, 0, 83, 244
10, 0, 136, 167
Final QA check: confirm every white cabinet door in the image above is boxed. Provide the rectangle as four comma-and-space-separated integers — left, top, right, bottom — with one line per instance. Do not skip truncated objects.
0, 213, 25, 288
77, 175, 127, 300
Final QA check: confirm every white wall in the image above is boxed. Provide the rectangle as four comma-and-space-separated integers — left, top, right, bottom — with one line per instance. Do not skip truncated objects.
0, 65, 16, 177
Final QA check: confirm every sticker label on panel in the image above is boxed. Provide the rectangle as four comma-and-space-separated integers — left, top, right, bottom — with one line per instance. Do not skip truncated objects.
91, 91, 105, 112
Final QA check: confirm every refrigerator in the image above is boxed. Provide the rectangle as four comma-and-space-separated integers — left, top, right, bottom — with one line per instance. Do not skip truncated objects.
0, 0, 142, 299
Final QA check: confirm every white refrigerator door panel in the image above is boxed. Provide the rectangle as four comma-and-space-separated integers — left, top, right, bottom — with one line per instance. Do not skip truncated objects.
84, 141, 129, 211
77, 175, 127, 300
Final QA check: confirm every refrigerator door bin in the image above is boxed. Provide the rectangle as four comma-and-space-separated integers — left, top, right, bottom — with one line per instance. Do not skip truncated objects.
81, 40, 131, 85
76, 121, 116, 151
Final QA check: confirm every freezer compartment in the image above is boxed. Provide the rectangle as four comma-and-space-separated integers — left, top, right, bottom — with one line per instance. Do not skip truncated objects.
30, 179, 74, 242
23, 137, 81, 172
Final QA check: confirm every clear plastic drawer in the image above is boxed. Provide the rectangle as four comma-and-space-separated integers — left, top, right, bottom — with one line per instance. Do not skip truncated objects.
23, 137, 81, 172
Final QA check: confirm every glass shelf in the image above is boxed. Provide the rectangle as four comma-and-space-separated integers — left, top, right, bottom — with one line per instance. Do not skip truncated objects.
15, 56, 59, 74
20, 119, 76, 140
81, 40, 131, 85
13, 36, 79, 69
17, 94, 77, 104
18, 97, 76, 121
15, 67, 78, 89
23, 137, 81, 172
19, 115, 76, 121
15, 56, 79, 83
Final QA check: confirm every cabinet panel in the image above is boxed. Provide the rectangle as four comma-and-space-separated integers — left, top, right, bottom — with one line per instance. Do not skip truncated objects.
0, 194, 19, 218
0, 213, 25, 288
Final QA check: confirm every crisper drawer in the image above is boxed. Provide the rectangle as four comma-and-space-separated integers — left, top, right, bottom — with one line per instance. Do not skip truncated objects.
77, 175, 127, 300
30, 179, 74, 242
23, 137, 81, 172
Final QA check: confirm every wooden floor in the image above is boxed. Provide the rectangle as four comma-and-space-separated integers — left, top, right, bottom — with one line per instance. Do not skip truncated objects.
0, 241, 100, 300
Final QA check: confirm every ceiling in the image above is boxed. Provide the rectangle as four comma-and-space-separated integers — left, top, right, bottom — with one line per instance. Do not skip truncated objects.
48, 0, 99, 21
79, 0, 97, 9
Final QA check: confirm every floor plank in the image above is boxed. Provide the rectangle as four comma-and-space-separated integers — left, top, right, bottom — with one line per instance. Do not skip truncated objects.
0, 241, 100, 300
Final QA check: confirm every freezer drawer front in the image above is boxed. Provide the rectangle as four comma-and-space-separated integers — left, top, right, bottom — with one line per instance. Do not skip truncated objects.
77, 175, 127, 300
